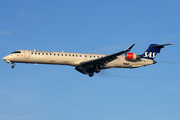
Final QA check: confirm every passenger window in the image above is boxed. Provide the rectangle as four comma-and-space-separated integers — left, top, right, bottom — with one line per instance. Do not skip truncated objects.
46, 53, 48, 55
31, 52, 33, 54
61, 54, 63, 56
42, 53, 44, 55
69, 54, 71, 56
54, 54, 56, 56
50, 53, 52, 55
73, 55, 74, 57
80, 55, 81, 57
35, 53, 37, 55
58, 54, 59, 56
94, 56, 95, 58
38, 53, 40, 55
65, 54, 67, 56
76, 55, 78, 57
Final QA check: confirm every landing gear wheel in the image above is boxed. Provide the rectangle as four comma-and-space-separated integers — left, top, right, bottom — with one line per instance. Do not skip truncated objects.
11, 62, 15, 68
89, 73, 94, 77
11, 65, 15, 68
95, 68, 100, 73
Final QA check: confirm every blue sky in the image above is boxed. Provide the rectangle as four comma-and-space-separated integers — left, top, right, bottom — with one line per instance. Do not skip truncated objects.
0, 0, 180, 120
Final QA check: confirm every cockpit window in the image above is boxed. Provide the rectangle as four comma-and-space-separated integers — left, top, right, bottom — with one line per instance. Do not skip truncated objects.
11, 51, 21, 54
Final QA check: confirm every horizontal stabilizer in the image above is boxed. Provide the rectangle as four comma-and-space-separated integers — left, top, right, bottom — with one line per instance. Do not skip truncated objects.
152, 43, 174, 48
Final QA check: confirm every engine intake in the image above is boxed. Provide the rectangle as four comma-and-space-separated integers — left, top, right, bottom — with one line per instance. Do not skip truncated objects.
125, 52, 140, 60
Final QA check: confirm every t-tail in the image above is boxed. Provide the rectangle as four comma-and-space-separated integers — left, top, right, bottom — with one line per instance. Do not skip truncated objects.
139, 43, 174, 60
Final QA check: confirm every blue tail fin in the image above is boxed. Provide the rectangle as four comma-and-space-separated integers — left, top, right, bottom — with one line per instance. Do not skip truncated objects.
139, 43, 173, 60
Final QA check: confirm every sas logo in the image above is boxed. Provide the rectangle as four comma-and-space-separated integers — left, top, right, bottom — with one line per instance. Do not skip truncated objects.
144, 52, 156, 58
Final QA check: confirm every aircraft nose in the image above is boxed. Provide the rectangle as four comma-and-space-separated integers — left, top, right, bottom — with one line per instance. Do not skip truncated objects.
2, 55, 11, 63
2, 56, 7, 60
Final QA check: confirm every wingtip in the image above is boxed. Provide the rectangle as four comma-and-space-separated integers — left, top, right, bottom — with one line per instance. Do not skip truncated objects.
130, 43, 135, 48
130, 43, 135, 47
125, 43, 135, 51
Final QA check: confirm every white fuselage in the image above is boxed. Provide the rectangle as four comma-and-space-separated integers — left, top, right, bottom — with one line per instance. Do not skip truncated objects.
3, 50, 155, 68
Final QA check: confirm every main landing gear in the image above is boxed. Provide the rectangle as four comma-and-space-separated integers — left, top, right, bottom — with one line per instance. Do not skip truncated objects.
88, 66, 101, 77
95, 67, 100, 73
89, 73, 94, 77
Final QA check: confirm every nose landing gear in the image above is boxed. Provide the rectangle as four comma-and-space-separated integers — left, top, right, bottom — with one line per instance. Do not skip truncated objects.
11, 62, 15, 68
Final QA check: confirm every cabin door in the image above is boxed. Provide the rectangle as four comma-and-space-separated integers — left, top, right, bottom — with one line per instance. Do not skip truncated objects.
24, 50, 30, 59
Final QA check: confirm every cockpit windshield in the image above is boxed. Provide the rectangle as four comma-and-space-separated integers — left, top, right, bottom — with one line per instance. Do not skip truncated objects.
11, 51, 21, 54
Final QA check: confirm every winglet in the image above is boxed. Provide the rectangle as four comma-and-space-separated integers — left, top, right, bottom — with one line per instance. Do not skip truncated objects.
125, 43, 135, 52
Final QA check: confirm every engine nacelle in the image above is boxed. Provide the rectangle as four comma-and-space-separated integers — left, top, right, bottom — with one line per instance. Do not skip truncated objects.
125, 52, 140, 60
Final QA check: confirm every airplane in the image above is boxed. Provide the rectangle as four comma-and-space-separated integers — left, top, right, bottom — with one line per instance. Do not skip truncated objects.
2, 43, 173, 77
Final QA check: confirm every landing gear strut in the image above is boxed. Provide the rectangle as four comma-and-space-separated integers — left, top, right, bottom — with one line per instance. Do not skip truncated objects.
11, 62, 15, 68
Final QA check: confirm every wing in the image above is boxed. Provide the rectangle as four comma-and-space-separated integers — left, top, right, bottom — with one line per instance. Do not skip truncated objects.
75, 44, 135, 75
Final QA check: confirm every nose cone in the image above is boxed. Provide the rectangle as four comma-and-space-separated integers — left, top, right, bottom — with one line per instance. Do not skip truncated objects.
2, 56, 7, 60
2, 55, 11, 63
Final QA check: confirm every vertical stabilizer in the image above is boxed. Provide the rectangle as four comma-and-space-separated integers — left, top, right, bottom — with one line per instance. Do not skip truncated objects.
139, 43, 173, 60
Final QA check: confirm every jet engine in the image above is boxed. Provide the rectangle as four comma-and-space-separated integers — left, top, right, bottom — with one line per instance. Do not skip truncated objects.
125, 52, 140, 60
